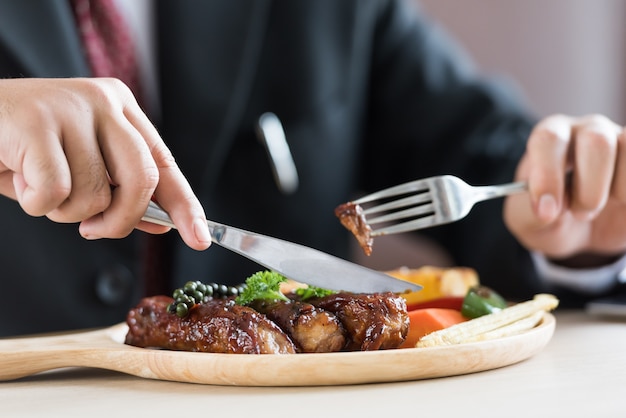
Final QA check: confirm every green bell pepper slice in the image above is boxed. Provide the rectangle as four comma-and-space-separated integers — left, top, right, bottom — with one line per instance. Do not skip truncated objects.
461, 286, 508, 319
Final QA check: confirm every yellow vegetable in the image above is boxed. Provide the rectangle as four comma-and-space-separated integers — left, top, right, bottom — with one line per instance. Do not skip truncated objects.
386, 266, 479, 306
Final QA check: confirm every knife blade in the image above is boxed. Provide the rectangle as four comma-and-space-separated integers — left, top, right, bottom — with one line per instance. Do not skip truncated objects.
142, 201, 421, 293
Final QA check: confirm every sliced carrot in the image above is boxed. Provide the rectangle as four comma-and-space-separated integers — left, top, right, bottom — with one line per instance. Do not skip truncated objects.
406, 296, 465, 312
400, 308, 468, 348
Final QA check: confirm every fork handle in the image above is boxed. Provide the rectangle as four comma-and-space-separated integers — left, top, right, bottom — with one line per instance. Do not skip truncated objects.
474, 181, 527, 201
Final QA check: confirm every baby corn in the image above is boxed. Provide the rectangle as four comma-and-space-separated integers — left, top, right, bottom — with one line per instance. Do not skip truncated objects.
416, 294, 559, 347
463, 310, 545, 343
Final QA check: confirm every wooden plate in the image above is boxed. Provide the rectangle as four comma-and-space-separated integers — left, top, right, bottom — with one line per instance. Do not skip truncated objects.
0, 313, 555, 386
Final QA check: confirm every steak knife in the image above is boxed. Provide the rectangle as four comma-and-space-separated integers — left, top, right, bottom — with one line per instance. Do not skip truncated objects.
142, 201, 421, 293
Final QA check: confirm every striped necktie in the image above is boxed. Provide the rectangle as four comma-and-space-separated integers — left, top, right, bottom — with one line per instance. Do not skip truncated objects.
69, 0, 143, 101
69, 0, 169, 296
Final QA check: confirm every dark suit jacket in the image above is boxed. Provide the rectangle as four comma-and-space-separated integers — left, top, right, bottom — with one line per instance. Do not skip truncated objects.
0, 0, 584, 336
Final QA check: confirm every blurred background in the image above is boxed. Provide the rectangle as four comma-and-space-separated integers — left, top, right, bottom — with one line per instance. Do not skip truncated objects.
418, 0, 626, 122
352, 0, 626, 270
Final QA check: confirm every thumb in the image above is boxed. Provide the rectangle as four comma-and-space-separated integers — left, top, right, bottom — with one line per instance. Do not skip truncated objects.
535, 192, 560, 223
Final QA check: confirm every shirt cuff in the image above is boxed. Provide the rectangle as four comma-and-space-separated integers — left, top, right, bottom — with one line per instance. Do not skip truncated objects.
530, 251, 626, 295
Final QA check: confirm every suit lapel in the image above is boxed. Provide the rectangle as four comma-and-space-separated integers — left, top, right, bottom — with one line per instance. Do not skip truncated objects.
0, 0, 272, 193
0, 0, 89, 77
156, 0, 272, 192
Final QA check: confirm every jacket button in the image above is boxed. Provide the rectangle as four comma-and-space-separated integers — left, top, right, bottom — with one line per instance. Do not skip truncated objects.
95, 264, 134, 306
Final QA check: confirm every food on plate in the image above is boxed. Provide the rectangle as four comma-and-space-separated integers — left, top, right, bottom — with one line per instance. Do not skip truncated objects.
416, 293, 559, 347
386, 266, 479, 309
461, 285, 508, 319
387, 267, 557, 348
334, 201, 373, 256
125, 295, 297, 354
302, 291, 410, 351
167, 280, 245, 318
125, 271, 409, 354
249, 299, 346, 353
406, 296, 465, 311
400, 308, 468, 349
125, 266, 556, 354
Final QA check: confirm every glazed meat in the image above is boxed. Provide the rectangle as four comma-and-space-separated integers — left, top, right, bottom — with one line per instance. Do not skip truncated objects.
249, 299, 346, 353
334, 202, 374, 256
307, 292, 409, 351
125, 295, 296, 354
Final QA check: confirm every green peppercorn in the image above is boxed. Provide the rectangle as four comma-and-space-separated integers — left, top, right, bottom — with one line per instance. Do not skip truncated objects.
167, 280, 249, 318
175, 303, 189, 317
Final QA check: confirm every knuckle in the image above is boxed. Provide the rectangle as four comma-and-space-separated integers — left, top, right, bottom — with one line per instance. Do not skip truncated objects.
582, 129, 614, 151
42, 172, 72, 204
85, 189, 112, 215
577, 114, 621, 146
528, 116, 570, 150
579, 122, 618, 148
581, 113, 614, 128
151, 144, 177, 169
139, 164, 160, 191
74, 77, 132, 110
83, 79, 115, 108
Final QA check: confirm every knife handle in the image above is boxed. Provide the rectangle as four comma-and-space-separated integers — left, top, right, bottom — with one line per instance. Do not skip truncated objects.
141, 201, 177, 229
142, 201, 222, 242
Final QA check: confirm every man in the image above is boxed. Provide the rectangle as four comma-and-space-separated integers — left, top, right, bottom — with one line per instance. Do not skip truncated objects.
0, 0, 624, 336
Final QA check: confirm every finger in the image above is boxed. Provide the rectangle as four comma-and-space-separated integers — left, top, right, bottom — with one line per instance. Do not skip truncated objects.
0, 82, 72, 214
135, 220, 172, 235
524, 115, 573, 223
46, 125, 111, 223
15, 130, 72, 216
570, 115, 620, 218
611, 127, 626, 203
0, 171, 17, 200
125, 107, 211, 250
78, 109, 158, 239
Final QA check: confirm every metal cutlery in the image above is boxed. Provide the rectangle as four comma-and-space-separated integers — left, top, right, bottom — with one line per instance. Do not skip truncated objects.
353, 175, 527, 236
142, 201, 420, 293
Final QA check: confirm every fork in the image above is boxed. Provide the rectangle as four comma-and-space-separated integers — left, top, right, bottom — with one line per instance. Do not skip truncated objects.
353, 175, 527, 236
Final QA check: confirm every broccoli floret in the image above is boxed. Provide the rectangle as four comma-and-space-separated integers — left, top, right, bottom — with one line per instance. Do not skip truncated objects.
294, 285, 337, 301
235, 271, 290, 305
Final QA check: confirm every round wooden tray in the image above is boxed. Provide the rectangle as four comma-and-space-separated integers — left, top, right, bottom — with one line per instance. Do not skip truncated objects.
0, 313, 555, 386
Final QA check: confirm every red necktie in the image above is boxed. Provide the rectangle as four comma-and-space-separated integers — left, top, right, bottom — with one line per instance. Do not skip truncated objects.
69, 0, 168, 296
69, 0, 143, 101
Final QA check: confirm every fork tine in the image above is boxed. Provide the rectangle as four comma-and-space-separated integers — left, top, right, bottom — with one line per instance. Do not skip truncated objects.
366, 203, 435, 225
345, 175, 527, 239
371, 216, 437, 236
353, 178, 430, 204
362, 192, 431, 215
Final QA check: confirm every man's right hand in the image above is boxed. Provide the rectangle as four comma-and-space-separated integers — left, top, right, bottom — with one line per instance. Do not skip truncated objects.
0, 77, 211, 250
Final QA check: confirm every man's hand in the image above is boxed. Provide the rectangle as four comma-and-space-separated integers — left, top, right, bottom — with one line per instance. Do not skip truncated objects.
504, 114, 626, 266
0, 77, 211, 250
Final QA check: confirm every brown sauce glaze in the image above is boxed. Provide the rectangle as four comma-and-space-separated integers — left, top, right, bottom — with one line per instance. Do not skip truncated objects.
334, 202, 374, 256
308, 292, 409, 351
125, 295, 296, 354
250, 299, 347, 353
